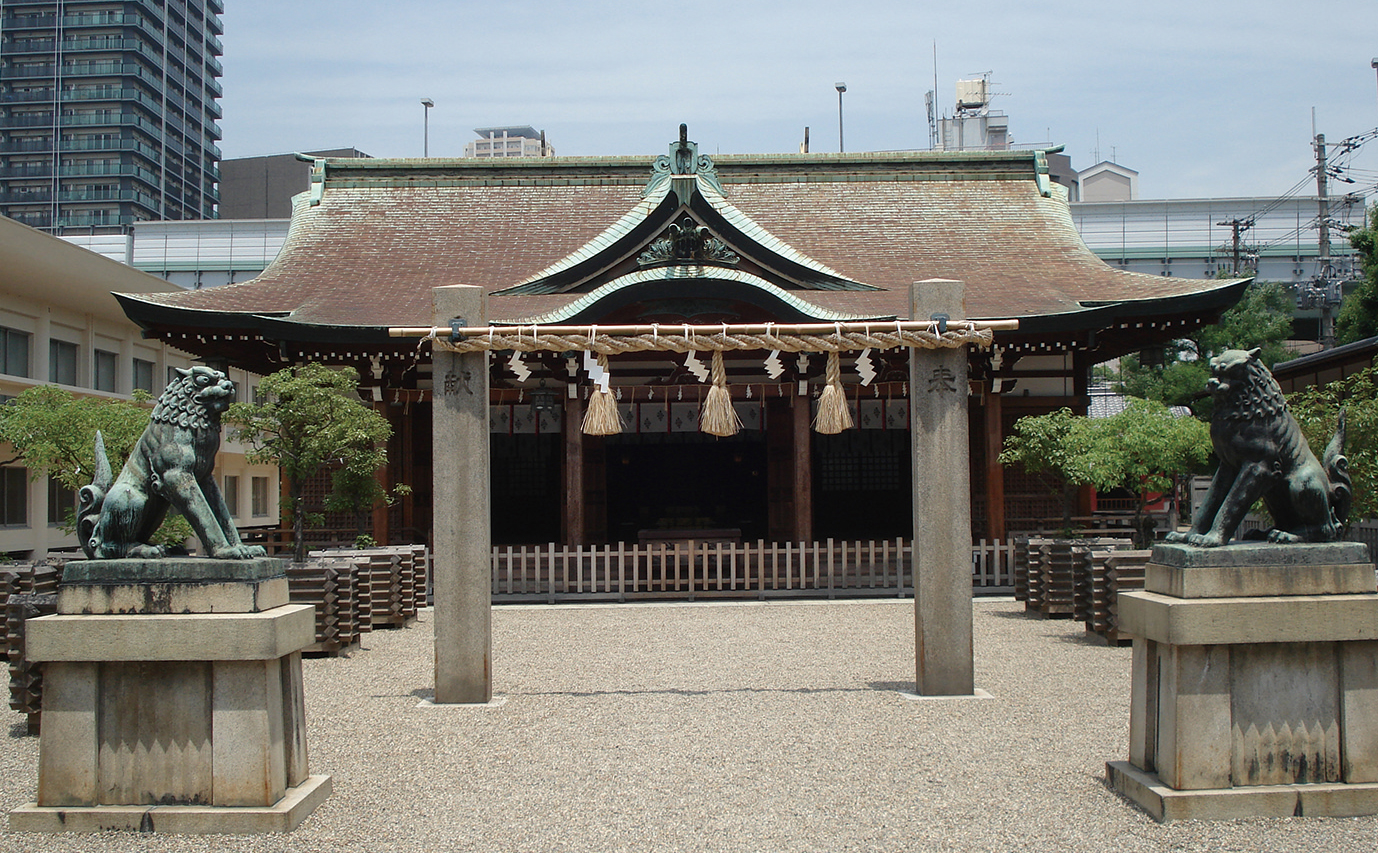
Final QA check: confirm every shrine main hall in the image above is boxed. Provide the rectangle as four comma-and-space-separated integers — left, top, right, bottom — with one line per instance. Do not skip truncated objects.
116, 132, 1247, 550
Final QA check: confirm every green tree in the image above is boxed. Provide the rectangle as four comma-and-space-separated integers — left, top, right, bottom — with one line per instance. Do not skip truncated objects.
998, 407, 1089, 532
1288, 366, 1378, 523
1336, 204, 1378, 345
1001, 400, 1211, 545
1113, 280, 1294, 419
224, 363, 396, 562
0, 386, 192, 545
1073, 399, 1212, 546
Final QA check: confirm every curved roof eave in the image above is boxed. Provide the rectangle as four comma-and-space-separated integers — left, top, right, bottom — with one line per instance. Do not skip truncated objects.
114, 293, 399, 345
1003, 277, 1252, 336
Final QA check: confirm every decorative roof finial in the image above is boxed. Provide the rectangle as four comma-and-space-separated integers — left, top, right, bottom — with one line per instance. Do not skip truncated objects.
643, 126, 725, 200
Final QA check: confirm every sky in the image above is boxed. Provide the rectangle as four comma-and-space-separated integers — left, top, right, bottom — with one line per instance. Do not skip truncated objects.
217, 0, 1378, 203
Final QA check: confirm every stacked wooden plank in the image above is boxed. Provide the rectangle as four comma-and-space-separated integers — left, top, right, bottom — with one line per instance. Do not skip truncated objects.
1054, 537, 1135, 620
1022, 538, 1052, 613
409, 544, 431, 612
358, 550, 405, 628
1086, 549, 1152, 645
1012, 537, 1033, 602
7, 592, 56, 734
291, 546, 429, 655
1074, 549, 1124, 625
1022, 537, 1133, 619
286, 559, 356, 655
3, 562, 61, 735
1038, 540, 1082, 618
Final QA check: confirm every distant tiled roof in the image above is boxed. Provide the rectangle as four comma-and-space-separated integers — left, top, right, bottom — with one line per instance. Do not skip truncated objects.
1088, 387, 1192, 419
120, 148, 1245, 336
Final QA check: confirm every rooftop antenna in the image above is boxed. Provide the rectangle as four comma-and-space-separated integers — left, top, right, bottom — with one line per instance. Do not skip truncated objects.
930, 41, 940, 150
925, 91, 937, 150
933, 41, 939, 114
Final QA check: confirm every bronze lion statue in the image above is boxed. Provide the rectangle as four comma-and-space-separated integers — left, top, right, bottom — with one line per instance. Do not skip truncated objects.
1165, 347, 1350, 548
78, 366, 267, 560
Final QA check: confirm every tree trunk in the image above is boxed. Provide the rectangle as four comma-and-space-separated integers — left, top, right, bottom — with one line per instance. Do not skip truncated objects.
291, 478, 306, 564
1060, 481, 1076, 534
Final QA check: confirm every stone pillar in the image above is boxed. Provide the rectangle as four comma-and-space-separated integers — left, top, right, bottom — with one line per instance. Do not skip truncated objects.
430, 286, 492, 704
908, 280, 974, 696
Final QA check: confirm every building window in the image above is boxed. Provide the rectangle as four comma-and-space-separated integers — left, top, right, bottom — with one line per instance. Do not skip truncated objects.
47, 476, 75, 527
133, 358, 155, 393
94, 349, 117, 392
222, 475, 239, 518
0, 327, 31, 378
50, 339, 78, 385
1, 468, 28, 527
251, 476, 270, 518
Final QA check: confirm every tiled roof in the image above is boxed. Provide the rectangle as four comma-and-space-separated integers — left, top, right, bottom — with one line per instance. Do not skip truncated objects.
123, 149, 1244, 334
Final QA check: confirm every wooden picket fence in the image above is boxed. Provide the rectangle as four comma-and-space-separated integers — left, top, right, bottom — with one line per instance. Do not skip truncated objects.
489, 538, 1015, 603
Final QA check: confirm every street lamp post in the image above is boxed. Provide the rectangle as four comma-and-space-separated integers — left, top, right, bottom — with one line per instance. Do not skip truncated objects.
835, 83, 847, 153
1371, 59, 1378, 116
421, 98, 434, 157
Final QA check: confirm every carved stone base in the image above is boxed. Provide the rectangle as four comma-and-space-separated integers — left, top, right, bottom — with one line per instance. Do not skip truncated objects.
9, 562, 329, 834
1109, 543, 1378, 822
8, 776, 332, 834
1107, 760, 1378, 822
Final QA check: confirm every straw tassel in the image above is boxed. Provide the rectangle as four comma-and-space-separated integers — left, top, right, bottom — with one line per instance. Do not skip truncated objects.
813, 350, 853, 434
581, 353, 622, 435
699, 350, 741, 437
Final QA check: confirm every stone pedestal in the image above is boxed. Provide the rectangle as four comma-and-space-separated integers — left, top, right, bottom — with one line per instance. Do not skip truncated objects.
1106, 542, 1378, 822
7, 559, 331, 834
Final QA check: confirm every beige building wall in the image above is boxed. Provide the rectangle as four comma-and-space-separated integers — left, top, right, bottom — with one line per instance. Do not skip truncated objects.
0, 218, 278, 559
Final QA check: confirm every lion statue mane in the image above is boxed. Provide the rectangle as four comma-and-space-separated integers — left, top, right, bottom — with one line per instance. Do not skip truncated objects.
1165, 347, 1350, 548
77, 365, 267, 561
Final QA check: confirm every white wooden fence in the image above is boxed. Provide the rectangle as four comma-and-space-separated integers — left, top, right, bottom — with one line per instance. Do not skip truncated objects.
490, 538, 1015, 603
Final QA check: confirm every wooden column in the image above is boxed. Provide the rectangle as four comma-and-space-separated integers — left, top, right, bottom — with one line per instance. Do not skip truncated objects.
370, 401, 390, 546
399, 402, 415, 536
984, 391, 1005, 541
430, 285, 491, 704
1073, 349, 1094, 516
909, 279, 974, 696
563, 393, 586, 546
791, 392, 813, 543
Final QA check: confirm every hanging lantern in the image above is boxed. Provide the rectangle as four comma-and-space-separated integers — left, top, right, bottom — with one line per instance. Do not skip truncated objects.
530, 379, 559, 414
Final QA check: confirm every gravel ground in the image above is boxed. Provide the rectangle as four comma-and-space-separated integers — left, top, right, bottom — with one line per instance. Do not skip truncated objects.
2, 598, 1377, 852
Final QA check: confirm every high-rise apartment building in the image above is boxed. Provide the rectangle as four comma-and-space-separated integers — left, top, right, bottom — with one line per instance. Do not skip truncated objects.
0, 0, 223, 232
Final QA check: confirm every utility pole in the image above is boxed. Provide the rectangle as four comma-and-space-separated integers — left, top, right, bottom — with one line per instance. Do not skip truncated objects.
1216, 218, 1254, 276
1314, 133, 1336, 348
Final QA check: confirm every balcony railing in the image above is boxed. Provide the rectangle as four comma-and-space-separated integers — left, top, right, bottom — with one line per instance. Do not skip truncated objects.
0, 89, 55, 104
0, 191, 52, 204
55, 213, 138, 228
58, 188, 156, 206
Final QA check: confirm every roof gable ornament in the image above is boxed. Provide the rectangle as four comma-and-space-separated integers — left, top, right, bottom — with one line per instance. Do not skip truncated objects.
637, 216, 740, 267
644, 123, 726, 200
